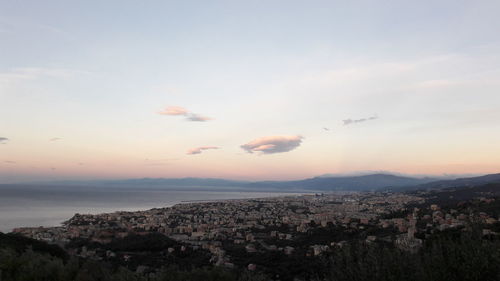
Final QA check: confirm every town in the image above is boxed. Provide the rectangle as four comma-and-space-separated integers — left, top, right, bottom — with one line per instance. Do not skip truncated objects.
13, 188, 500, 276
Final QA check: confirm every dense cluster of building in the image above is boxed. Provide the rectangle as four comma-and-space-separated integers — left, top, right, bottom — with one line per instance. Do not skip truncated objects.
13, 191, 499, 266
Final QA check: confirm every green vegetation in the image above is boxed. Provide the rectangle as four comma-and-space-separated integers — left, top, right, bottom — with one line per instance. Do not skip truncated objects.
0, 233, 68, 260
0, 232, 265, 281
326, 228, 500, 281
3, 227, 499, 281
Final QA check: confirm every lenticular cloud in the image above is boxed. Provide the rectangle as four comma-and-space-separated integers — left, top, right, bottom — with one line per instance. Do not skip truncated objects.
241, 135, 303, 154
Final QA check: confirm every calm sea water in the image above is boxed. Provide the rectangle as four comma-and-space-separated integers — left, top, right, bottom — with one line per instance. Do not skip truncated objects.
0, 184, 302, 233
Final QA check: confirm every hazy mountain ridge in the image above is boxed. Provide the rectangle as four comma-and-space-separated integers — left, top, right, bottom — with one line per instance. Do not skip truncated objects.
19, 172, 500, 192
25, 173, 438, 191
94, 177, 248, 187
246, 174, 440, 191
411, 173, 500, 190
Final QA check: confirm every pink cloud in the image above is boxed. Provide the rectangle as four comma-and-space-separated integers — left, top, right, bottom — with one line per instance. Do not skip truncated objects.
241, 135, 303, 154
187, 146, 220, 155
159, 106, 189, 116
158, 106, 212, 122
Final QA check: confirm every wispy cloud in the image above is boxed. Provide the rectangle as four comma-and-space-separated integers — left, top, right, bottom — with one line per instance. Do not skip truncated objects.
0, 18, 72, 38
158, 106, 213, 122
187, 146, 219, 155
0, 137, 8, 144
343, 115, 378, 126
49, 137, 62, 142
0, 67, 85, 82
186, 113, 213, 122
0, 67, 89, 95
143, 158, 180, 165
241, 135, 303, 154
144, 162, 171, 166
4, 160, 16, 164
158, 106, 189, 116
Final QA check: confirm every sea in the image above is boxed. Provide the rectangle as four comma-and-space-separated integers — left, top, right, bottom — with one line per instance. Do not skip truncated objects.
0, 184, 304, 233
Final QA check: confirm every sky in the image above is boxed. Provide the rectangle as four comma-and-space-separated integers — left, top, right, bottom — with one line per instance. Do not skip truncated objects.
1, 0, 500, 183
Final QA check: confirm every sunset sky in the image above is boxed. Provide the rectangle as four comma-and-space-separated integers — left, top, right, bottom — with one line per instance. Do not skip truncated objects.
1, 0, 500, 183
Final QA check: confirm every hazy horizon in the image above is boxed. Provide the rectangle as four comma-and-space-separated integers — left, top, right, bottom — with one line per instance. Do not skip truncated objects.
0, 170, 490, 185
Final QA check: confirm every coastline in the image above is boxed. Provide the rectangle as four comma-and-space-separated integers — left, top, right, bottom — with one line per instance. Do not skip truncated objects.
0, 188, 306, 233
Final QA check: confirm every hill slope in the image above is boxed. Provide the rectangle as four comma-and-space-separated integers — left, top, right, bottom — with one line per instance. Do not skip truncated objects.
413, 173, 500, 190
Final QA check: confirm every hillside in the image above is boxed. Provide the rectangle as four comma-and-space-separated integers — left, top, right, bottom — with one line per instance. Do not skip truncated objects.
412, 173, 500, 190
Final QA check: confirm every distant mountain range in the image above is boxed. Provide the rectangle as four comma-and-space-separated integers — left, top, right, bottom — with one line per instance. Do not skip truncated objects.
29, 172, 500, 192
89, 177, 248, 188
411, 173, 500, 190
245, 174, 439, 191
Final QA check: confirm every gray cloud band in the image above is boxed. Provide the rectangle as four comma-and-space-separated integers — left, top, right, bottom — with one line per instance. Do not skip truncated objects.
343, 116, 378, 125
187, 146, 219, 155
